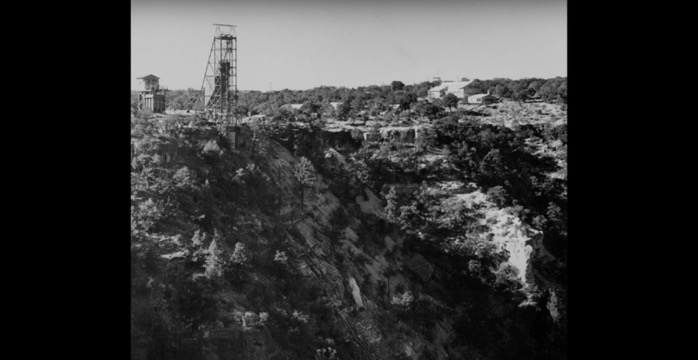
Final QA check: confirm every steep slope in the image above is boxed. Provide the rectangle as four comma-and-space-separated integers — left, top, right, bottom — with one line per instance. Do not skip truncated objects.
131, 115, 565, 360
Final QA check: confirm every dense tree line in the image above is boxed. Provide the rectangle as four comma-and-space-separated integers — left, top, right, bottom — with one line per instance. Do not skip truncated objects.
236, 81, 439, 119
165, 88, 205, 111
463, 77, 567, 103
138, 76, 565, 120
235, 77, 565, 117
237, 77, 565, 122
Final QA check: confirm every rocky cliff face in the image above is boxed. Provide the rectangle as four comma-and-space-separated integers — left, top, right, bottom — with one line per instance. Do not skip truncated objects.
131, 119, 566, 360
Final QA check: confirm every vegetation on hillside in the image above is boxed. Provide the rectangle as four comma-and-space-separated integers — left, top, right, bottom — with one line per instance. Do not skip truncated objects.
131, 77, 567, 360
233, 77, 566, 118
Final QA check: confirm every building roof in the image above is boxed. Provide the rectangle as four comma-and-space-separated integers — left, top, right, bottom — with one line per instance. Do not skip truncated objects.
443, 80, 475, 91
138, 74, 159, 80
428, 84, 449, 92
428, 79, 475, 93
282, 104, 303, 110
468, 93, 495, 100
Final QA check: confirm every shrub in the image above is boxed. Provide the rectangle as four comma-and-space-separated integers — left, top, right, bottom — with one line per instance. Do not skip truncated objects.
292, 310, 310, 324
173, 166, 198, 190
314, 347, 337, 360
273, 250, 289, 265
131, 198, 166, 233
203, 140, 221, 154
136, 108, 153, 119
391, 291, 414, 309
259, 312, 270, 324
486, 185, 509, 207
493, 263, 522, 292
230, 242, 248, 264
546, 290, 561, 323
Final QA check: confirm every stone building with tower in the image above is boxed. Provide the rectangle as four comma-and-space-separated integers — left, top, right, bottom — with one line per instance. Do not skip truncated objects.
137, 74, 166, 113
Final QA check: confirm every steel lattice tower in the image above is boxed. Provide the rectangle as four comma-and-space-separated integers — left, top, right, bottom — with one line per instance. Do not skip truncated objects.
200, 24, 237, 122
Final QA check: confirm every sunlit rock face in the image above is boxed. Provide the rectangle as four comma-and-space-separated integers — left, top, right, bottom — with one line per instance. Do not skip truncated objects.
348, 276, 365, 309
481, 206, 537, 285
437, 184, 537, 286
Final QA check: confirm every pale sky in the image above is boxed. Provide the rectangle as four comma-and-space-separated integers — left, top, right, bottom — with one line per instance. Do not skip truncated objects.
131, 0, 566, 91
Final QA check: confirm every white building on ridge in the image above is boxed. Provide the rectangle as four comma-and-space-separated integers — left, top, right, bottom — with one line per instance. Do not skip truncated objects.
427, 78, 474, 100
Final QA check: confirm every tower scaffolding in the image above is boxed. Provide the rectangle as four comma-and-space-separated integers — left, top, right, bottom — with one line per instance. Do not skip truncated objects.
199, 24, 237, 122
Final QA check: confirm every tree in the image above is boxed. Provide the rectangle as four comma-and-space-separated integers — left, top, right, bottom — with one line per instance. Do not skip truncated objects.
442, 93, 459, 112
327, 208, 350, 258
479, 149, 506, 185
494, 84, 512, 99
203, 233, 224, 278
293, 156, 317, 211
537, 77, 567, 103
399, 92, 418, 111
131, 91, 140, 114
351, 95, 367, 118
527, 80, 542, 95
337, 96, 353, 120
493, 263, 522, 292
273, 107, 295, 123
230, 242, 248, 265
391, 80, 405, 91
301, 101, 322, 120
416, 102, 442, 120
235, 104, 250, 117
486, 185, 509, 207
384, 186, 400, 223
511, 80, 531, 101
556, 81, 568, 103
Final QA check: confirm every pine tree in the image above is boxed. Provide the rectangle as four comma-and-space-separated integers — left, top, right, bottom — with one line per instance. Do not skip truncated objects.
293, 156, 317, 212
203, 237, 223, 278
384, 186, 399, 223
